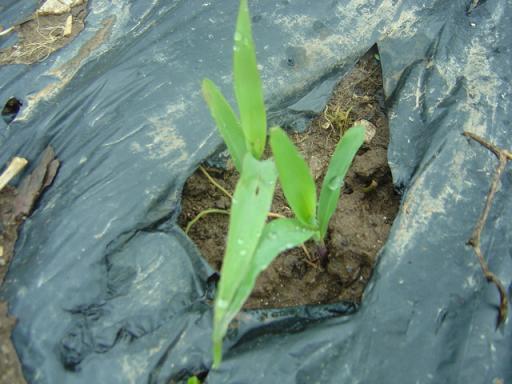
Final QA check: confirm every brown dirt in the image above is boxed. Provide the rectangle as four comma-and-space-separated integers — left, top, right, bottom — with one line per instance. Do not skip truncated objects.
0, 186, 26, 384
179, 48, 400, 309
0, 2, 88, 65
0, 147, 60, 384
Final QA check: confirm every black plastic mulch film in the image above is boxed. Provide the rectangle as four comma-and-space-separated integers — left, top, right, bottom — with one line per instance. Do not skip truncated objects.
0, 0, 510, 383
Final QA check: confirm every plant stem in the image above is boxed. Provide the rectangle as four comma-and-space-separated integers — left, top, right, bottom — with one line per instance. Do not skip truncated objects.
212, 339, 222, 369
199, 166, 233, 199
185, 208, 230, 234
316, 241, 328, 268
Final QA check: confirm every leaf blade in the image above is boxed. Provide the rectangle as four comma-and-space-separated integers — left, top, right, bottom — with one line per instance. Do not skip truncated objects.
233, 0, 266, 158
202, 78, 247, 172
212, 154, 277, 367
228, 218, 315, 315
270, 126, 317, 228
318, 125, 365, 238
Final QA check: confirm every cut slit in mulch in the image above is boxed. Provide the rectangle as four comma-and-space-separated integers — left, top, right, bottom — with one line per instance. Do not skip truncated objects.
179, 48, 401, 309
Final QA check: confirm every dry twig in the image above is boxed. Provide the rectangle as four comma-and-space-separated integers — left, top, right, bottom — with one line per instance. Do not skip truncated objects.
463, 131, 511, 327
0, 157, 28, 192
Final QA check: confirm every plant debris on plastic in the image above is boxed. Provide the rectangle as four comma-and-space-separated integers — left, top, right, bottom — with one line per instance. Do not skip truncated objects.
0, 0, 510, 383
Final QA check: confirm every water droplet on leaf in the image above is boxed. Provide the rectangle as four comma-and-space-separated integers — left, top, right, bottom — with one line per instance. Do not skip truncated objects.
327, 176, 344, 190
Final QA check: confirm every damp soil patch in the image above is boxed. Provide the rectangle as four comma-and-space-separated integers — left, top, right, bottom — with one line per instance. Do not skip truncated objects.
179, 48, 400, 309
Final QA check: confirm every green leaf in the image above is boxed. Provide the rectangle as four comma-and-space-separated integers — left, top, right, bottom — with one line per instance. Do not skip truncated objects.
270, 126, 317, 228
233, 0, 266, 159
202, 78, 247, 172
318, 125, 365, 238
228, 218, 315, 318
212, 154, 277, 368
187, 377, 200, 384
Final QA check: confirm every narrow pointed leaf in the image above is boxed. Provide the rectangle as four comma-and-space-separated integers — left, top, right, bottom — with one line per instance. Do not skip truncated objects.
212, 154, 277, 368
228, 218, 315, 317
202, 78, 246, 172
270, 126, 317, 228
318, 125, 365, 238
233, 0, 266, 158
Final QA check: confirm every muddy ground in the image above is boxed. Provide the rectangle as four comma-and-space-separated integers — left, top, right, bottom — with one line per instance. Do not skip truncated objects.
179, 48, 400, 309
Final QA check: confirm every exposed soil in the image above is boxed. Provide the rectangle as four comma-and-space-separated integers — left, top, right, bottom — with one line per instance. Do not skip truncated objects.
0, 147, 60, 384
179, 48, 400, 309
0, 186, 26, 384
0, 1, 88, 65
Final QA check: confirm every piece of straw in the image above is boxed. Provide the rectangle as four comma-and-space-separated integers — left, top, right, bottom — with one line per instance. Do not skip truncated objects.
0, 157, 28, 192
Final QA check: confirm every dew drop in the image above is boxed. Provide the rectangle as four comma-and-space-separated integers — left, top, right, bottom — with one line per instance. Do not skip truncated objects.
328, 176, 344, 190
234, 32, 242, 41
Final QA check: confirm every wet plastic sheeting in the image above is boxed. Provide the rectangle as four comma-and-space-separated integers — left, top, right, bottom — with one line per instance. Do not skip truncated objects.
0, 0, 510, 383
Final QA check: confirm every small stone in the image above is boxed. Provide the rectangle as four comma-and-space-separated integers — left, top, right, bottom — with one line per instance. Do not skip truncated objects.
308, 156, 324, 180
38, 0, 83, 15
63, 15, 73, 37
353, 119, 377, 144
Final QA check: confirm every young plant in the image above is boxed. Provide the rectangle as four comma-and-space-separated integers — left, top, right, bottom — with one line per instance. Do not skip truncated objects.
201, 0, 315, 368
200, 0, 365, 369
202, 0, 266, 170
270, 124, 365, 253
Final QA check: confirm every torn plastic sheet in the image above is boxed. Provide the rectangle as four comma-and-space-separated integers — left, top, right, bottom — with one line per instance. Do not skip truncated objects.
0, 0, 510, 383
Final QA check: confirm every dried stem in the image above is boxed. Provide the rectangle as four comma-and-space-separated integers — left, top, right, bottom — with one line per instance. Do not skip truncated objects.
463, 131, 510, 327
185, 208, 230, 234
0, 157, 28, 192
199, 166, 233, 199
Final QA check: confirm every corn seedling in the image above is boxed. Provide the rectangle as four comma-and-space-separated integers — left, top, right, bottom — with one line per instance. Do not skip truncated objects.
200, 0, 365, 368
270, 125, 365, 253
